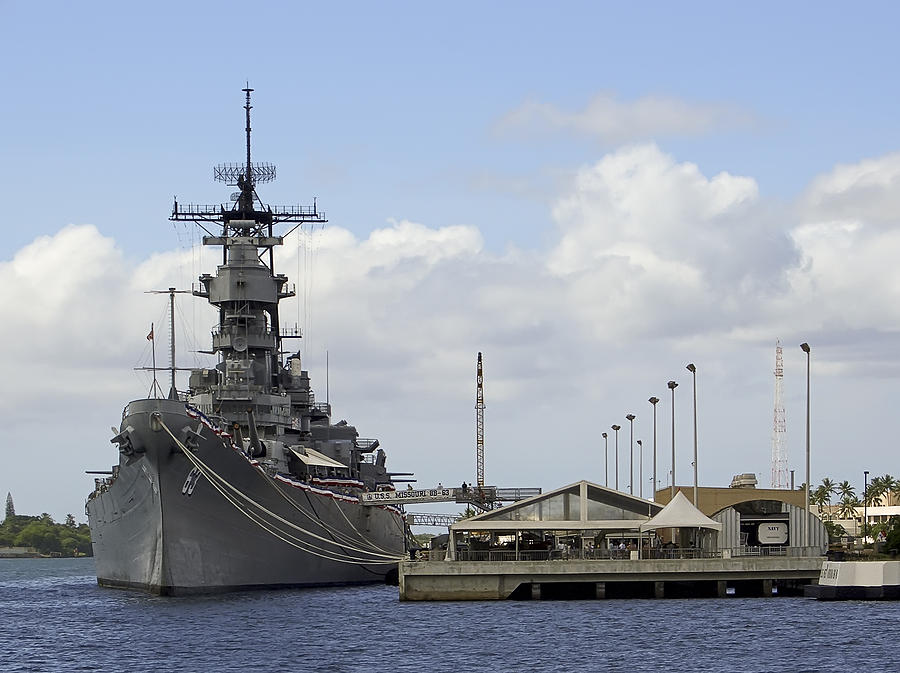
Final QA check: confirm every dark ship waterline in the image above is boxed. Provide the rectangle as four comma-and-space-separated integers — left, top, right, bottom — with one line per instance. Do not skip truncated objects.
86, 88, 407, 594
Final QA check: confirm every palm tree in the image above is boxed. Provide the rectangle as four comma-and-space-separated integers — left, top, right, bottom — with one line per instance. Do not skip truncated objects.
821, 477, 836, 505
863, 483, 883, 508
811, 485, 829, 517
837, 480, 855, 503
881, 474, 898, 506
837, 494, 860, 521
872, 475, 890, 502
822, 478, 837, 518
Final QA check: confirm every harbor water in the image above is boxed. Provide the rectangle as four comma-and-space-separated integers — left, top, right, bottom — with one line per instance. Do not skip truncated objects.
2, 558, 897, 672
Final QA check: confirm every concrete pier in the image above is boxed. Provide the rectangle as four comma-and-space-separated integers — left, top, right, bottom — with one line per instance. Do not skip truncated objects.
806, 560, 900, 600
399, 556, 823, 601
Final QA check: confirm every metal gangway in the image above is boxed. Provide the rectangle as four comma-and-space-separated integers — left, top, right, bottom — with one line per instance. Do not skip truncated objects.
405, 512, 459, 527
361, 485, 540, 510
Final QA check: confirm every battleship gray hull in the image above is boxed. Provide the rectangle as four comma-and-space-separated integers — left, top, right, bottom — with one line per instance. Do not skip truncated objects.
87, 90, 409, 594
88, 399, 404, 594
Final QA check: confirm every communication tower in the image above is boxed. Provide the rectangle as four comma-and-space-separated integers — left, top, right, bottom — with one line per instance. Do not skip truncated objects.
476, 352, 485, 488
771, 340, 788, 488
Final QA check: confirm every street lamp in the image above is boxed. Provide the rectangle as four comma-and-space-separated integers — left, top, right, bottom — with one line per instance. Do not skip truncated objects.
637, 439, 643, 498
626, 414, 636, 495
611, 425, 621, 491
649, 396, 659, 501
864, 470, 870, 544
686, 363, 698, 507
800, 342, 811, 548
667, 380, 678, 500
602, 432, 608, 487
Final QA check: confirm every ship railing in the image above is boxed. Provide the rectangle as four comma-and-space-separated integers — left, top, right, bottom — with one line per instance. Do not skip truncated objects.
211, 325, 276, 338
271, 205, 320, 216
494, 487, 542, 501
176, 204, 226, 215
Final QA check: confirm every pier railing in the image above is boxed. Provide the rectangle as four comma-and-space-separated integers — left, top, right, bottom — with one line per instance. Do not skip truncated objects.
434, 548, 723, 562
420, 545, 825, 562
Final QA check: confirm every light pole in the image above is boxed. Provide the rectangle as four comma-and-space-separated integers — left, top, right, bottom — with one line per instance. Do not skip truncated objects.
649, 396, 659, 501
626, 414, 636, 495
863, 470, 870, 544
667, 381, 678, 500
800, 342, 810, 548
602, 432, 608, 487
686, 363, 698, 507
611, 425, 621, 491
637, 439, 643, 498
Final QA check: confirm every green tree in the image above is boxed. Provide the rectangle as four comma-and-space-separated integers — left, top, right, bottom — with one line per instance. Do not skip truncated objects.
864, 483, 884, 507
837, 494, 860, 520
881, 475, 898, 506
884, 516, 900, 554
871, 475, 889, 504
811, 485, 829, 518
820, 478, 836, 504
824, 520, 846, 543
837, 480, 855, 503
65, 514, 76, 528
14, 521, 61, 554
4, 493, 13, 521
458, 507, 477, 519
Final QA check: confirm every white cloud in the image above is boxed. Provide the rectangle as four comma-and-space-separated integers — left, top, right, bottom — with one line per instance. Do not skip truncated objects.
496, 92, 757, 143
781, 153, 900, 351
802, 152, 900, 227
5, 147, 900, 523
545, 143, 788, 342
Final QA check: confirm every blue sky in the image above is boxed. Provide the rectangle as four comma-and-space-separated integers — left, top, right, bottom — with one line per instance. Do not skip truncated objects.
5, 2, 899, 255
2, 2, 900, 520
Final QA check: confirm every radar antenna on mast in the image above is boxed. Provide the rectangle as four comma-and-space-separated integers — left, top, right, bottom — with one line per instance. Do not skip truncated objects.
173, 85, 323, 235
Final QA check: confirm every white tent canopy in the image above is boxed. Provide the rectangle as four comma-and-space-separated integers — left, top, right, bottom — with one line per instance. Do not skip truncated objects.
639, 491, 723, 532
290, 448, 348, 469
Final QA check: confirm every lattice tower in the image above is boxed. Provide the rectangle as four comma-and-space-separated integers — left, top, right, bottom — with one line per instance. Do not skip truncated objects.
476, 352, 485, 488
771, 340, 788, 488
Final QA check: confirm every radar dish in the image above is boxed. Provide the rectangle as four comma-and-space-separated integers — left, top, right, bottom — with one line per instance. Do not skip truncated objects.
214, 162, 276, 186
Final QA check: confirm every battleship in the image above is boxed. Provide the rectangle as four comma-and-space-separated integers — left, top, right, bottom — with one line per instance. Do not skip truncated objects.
86, 88, 407, 594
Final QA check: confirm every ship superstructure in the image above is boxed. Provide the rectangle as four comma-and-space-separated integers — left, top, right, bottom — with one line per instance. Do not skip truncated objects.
86, 89, 406, 594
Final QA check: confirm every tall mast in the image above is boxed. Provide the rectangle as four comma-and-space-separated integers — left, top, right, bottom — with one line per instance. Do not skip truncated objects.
143, 287, 190, 399
244, 84, 253, 184
171, 86, 327, 405
169, 287, 176, 394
